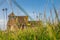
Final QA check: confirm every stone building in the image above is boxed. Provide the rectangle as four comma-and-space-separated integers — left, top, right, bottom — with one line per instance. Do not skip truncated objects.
7, 12, 41, 31
7, 12, 28, 31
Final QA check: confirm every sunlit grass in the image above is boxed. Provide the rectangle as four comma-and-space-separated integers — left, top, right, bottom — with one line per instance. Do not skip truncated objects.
0, 22, 60, 40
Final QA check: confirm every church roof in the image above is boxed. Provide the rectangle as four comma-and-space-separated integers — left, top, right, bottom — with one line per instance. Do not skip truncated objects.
8, 12, 15, 17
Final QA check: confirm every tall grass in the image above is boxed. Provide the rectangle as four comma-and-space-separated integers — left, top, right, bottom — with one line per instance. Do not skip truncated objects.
0, 22, 60, 40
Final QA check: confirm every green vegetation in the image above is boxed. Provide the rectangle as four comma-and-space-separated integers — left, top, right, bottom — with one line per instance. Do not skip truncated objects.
0, 22, 60, 40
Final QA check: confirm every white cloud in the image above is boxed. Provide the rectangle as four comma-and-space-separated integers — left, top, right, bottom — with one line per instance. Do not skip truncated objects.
0, 19, 4, 24
0, 19, 7, 30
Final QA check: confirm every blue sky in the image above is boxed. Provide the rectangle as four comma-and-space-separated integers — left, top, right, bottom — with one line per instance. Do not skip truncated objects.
0, 0, 60, 19
0, 0, 60, 30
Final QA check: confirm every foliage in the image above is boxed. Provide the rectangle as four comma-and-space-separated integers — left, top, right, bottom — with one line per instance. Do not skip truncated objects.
0, 22, 60, 40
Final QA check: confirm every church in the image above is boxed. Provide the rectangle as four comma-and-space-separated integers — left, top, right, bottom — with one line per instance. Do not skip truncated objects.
7, 12, 41, 31
7, 12, 28, 31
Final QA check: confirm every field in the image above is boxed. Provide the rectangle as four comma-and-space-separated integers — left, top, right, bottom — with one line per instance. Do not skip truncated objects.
0, 22, 60, 40
0, 0, 60, 40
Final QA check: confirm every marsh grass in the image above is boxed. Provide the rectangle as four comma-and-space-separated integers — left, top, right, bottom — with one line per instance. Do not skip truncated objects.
0, 23, 60, 40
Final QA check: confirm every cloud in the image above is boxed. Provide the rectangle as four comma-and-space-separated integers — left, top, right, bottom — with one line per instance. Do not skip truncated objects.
0, 19, 7, 30
0, 19, 4, 24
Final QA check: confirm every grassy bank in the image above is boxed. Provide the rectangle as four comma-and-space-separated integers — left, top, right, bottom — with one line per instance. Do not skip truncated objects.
0, 23, 60, 40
